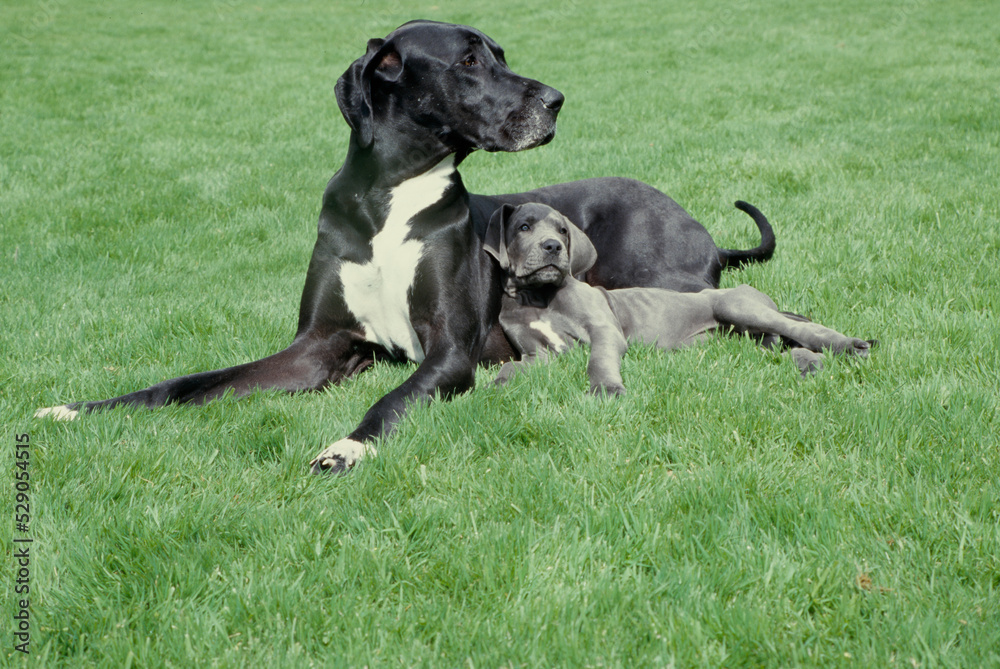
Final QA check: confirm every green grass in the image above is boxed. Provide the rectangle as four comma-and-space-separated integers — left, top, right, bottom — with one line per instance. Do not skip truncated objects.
3, 0, 999, 666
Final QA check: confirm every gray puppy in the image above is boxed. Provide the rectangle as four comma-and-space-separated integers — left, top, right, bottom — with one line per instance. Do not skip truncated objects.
484, 203, 873, 395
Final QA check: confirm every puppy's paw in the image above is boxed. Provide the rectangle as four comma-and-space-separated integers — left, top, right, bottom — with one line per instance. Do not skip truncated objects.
309, 438, 377, 475
788, 348, 825, 377
493, 361, 521, 387
34, 405, 81, 421
590, 383, 626, 398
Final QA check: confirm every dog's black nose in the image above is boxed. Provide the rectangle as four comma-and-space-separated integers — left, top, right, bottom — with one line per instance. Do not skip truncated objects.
542, 239, 563, 254
541, 87, 565, 112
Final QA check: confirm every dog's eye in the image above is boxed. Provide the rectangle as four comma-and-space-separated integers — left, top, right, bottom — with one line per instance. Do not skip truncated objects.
518, 223, 530, 232
461, 55, 477, 67
560, 227, 568, 235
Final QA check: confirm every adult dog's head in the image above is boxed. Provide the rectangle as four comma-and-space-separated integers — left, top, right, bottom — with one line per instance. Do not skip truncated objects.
485, 203, 597, 296
336, 21, 564, 159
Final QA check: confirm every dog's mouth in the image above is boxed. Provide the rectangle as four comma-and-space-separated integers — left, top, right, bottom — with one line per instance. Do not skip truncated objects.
498, 114, 558, 152
515, 264, 566, 286
490, 94, 561, 153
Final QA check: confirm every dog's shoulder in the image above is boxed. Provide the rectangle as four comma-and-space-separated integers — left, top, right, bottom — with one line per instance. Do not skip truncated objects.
551, 278, 611, 316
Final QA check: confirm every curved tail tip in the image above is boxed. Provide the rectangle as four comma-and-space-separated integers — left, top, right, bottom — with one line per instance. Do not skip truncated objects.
734, 200, 767, 221
719, 200, 776, 268
35, 405, 80, 421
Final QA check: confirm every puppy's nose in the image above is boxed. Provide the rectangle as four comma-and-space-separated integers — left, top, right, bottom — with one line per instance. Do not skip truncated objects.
541, 239, 563, 255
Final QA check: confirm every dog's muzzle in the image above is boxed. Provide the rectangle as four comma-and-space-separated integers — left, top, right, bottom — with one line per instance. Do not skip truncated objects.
514, 239, 569, 286
495, 85, 564, 152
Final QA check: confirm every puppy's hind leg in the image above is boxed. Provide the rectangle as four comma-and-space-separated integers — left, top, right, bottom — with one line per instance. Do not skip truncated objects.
713, 285, 873, 358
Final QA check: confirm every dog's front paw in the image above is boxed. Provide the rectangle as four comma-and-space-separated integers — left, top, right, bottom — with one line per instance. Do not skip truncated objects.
590, 383, 626, 398
34, 404, 81, 421
309, 439, 377, 475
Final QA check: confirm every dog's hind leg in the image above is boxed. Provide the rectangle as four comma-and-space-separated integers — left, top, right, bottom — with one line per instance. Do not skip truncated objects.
35, 332, 366, 420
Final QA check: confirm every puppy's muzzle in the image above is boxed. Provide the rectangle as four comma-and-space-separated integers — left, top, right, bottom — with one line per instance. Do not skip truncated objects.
541, 238, 563, 256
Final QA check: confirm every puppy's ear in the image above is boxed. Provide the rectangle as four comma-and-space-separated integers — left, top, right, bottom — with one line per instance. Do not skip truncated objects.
335, 38, 404, 149
484, 204, 517, 271
566, 219, 598, 276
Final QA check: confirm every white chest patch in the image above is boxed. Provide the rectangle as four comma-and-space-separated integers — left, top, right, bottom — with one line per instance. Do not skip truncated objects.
340, 157, 456, 363
529, 319, 570, 352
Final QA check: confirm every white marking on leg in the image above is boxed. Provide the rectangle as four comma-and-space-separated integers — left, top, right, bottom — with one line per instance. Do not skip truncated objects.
34, 405, 80, 421
340, 156, 456, 363
310, 438, 378, 471
528, 319, 569, 351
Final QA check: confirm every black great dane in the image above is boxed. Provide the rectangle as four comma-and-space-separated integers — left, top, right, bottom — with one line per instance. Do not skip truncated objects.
36, 21, 776, 474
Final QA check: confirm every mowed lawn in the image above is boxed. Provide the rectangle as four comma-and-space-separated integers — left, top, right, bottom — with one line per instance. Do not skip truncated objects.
3, 0, 998, 666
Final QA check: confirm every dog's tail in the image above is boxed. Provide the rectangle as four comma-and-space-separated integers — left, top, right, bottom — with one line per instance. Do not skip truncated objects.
718, 201, 776, 269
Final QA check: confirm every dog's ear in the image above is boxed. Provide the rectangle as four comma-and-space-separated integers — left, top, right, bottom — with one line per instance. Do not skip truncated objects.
566, 219, 598, 276
335, 38, 404, 149
484, 204, 517, 271
482, 33, 508, 66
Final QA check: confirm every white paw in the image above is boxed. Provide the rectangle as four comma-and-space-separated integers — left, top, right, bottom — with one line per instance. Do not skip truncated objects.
35, 405, 80, 421
309, 438, 377, 475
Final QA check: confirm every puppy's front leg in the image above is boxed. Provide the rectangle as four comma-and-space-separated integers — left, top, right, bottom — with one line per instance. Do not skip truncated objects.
585, 321, 628, 398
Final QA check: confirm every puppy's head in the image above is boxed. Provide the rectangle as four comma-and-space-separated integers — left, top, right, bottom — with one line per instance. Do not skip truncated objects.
484, 203, 597, 294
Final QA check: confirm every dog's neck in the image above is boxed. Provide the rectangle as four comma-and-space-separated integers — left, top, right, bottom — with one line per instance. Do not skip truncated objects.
325, 142, 465, 228
333, 131, 461, 194
511, 282, 562, 308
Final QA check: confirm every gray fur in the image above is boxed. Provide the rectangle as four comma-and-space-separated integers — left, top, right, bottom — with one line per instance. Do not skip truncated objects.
485, 204, 874, 393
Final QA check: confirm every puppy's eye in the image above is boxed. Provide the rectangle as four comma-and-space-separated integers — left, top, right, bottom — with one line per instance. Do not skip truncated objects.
461, 55, 477, 67
518, 223, 531, 232
560, 227, 568, 235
